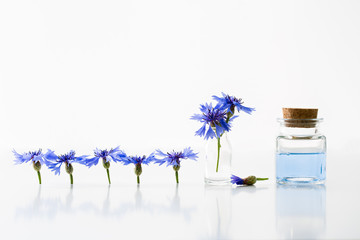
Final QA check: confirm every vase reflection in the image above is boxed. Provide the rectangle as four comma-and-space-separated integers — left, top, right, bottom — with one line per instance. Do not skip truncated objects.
276, 184, 326, 239
204, 185, 232, 239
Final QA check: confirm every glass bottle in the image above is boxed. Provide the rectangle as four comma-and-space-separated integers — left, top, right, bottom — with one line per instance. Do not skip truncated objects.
276, 108, 326, 184
205, 132, 232, 185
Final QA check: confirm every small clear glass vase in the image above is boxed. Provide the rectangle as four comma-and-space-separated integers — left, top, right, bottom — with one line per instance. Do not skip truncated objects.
205, 133, 232, 185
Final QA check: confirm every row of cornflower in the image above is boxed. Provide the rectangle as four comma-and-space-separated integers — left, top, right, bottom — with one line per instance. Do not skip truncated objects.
14, 93, 266, 186
13, 147, 198, 184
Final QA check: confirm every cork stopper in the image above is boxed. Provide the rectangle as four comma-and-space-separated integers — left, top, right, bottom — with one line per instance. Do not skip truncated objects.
282, 108, 318, 128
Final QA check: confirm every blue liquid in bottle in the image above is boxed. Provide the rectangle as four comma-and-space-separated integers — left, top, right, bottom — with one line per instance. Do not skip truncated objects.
276, 152, 326, 184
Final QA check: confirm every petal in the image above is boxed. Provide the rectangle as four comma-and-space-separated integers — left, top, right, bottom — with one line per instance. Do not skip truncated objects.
109, 154, 119, 162
44, 149, 58, 161
143, 153, 156, 164
240, 105, 255, 114
155, 149, 168, 157
154, 157, 171, 166
13, 150, 32, 164
215, 102, 225, 110
117, 151, 127, 158
105, 156, 112, 162
93, 148, 101, 156
111, 146, 121, 153
219, 119, 230, 132
231, 175, 244, 185
33, 155, 46, 165
74, 155, 89, 162
183, 147, 198, 161
82, 157, 100, 167
190, 114, 204, 121
205, 127, 216, 140
215, 123, 225, 138
195, 124, 207, 137
212, 95, 223, 102
121, 157, 133, 165
47, 161, 63, 175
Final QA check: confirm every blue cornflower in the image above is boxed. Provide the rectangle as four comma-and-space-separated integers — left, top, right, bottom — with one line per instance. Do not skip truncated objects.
191, 102, 235, 140
45, 150, 88, 184
120, 153, 156, 184
192, 94, 254, 174
13, 149, 50, 184
155, 147, 198, 183
231, 174, 268, 186
82, 146, 125, 184
230, 175, 245, 185
213, 92, 255, 116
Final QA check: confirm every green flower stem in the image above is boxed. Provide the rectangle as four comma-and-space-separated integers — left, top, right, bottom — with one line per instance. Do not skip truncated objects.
70, 174, 73, 185
216, 137, 221, 172
225, 108, 234, 123
225, 116, 230, 123
37, 171, 41, 184
137, 175, 140, 184
257, 178, 269, 181
175, 171, 179, 183
106, 169, 111, 184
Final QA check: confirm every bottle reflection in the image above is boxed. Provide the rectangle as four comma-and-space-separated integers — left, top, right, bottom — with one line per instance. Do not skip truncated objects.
204, 185, 232, 239
276, 184, 326, 239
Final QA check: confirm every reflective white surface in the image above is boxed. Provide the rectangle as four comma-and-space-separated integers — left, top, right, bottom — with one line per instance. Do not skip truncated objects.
1, 160, 360, 240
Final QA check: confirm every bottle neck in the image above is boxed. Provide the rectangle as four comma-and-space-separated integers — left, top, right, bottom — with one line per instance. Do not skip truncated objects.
279, 126, 321, 138
278, 118, 323, 138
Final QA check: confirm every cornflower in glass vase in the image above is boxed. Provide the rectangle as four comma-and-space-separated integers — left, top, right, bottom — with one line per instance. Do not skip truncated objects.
191, 103, 235, 173
119, 153, 156, 184
212, 93, 255, 169
154, 147, 198, 183
82, 146, 125, 184
44, 150, 88, 184
13, 149, 50, 184
192, 94, 254, 185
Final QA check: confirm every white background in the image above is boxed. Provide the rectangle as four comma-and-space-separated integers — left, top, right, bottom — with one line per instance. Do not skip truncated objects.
1, 1, 360, 239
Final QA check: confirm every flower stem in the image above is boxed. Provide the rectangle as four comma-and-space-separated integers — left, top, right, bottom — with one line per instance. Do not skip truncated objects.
106, 169, 111, 184
70, 174, 73, 185
257, 178, 269, 181
175, 171, 179, 183
216, 137, 221, 172
137, 175, 140, 184
37, 171, 41, 184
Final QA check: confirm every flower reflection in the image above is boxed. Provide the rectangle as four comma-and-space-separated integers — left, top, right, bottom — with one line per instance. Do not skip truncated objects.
230, 184, 269, 195
102, 185, 111, 215
276, 184, 326, 239
15, 186, 65, 219
134, 185, 142, 210
15, 185, 196, 222
64, 185, 73, 210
